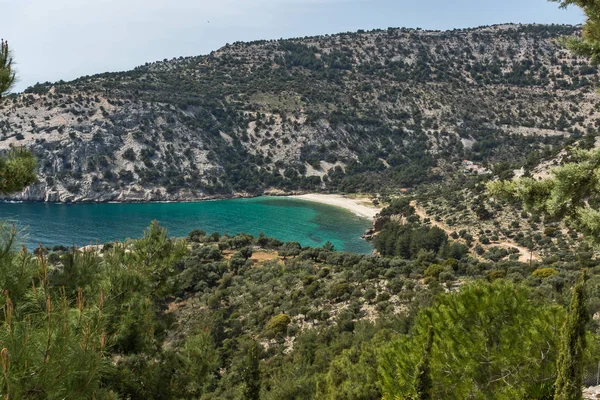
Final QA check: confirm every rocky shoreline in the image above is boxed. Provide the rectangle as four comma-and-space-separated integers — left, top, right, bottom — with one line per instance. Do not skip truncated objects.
0, 184, 306, 204
361, 214, 389, 240
1, 185, 384, 242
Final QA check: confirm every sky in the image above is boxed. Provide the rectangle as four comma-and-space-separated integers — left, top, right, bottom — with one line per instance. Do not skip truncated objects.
1, 0, 585, 92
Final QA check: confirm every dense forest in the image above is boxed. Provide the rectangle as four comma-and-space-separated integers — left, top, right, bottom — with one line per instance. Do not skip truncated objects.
0, 194, 598, 399
0, 24, 599, 201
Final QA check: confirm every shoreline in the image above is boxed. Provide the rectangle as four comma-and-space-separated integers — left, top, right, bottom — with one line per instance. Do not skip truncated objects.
290, 194, 381, 220
1, 192, 382, 220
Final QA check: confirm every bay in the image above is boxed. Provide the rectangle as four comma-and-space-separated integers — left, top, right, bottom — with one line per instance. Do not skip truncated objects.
0, 197, 373, 254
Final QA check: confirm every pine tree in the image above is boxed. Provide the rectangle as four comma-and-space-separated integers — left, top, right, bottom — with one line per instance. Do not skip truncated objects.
242, 341, 261, 400
0, 147, 36, 195
0, 40, 37, 194
554, 271, 589, 400
378, 281, 565, 399
321, 343, 381, 400
549, 0, 600, 63
0, 39, 15, 99
414, 325, 434, 400
491, 1, 600, 245
487, 148, 600, 247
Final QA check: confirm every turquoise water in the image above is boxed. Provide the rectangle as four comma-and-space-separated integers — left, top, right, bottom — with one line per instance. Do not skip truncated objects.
0, 197, 373, 254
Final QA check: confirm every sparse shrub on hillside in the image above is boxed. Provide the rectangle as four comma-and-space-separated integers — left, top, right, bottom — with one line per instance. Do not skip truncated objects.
329, 282, 351, 300
264, 314, 292, 338
532, 267, 559, 279
2, 25, 593, 200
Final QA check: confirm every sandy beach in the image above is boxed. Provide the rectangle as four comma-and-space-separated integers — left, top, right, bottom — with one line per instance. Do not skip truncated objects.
290, 194, 382, 219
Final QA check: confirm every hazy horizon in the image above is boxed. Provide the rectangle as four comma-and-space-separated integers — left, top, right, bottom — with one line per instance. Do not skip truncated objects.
3, 0, 584, 92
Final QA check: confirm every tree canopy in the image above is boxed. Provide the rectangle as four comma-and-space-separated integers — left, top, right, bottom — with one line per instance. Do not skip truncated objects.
551, 0, 600, 63
554, 271, 589, 400
377, 280, 594, 400
488, 148, 600, 246
0, 40, 36, 194
0, 39, 15, 99
0, 147, 37, 194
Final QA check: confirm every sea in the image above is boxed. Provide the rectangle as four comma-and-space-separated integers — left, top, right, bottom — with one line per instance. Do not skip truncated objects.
0, 196, 373, 254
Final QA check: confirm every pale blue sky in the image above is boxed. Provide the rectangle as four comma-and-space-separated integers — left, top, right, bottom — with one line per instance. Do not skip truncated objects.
1, 0, 585, 92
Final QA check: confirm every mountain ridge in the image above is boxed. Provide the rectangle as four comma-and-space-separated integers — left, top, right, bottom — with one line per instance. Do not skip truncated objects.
0, 23, 597, 202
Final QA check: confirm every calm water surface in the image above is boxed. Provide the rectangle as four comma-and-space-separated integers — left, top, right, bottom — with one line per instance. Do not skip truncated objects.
0, 197, 373, 254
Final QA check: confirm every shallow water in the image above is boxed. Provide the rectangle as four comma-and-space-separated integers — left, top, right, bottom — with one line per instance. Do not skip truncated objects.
0, 197, 373, 254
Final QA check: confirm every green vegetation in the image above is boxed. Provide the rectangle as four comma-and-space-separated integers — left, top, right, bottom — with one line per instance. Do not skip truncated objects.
263, 314, 291, 338
555, 271, 589, 400
1, 24, 596, 201
242, 340, 261, 400
0, 40, 15, 99
415, 169, 586, 262
378, 280, 590, 399
0, 41, 37, 195
2, 2, 600, 397
414, 326, 434, 400
0, 147, 37, 194
0, 193, 597, 398
489, 148, 600, 247
551, 0, 600, 63
376, 223, 453, 259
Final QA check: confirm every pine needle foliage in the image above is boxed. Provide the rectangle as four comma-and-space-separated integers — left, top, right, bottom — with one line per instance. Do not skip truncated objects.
0, 147, 36, 195
0, 40, 15, 99
242, 340, 261, 400
554, 271, 589, 400
550, 0, 600, 63
378, 281, 567, 400
0, 247, 114, 398
488, 148, 600, 246
0, 221, 197, 399
414, 326, 434, 400
320, 341, 381, 400
130, 220, 188, 298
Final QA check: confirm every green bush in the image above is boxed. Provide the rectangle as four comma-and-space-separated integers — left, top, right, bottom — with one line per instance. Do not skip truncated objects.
378, 281, 569, 399
329, 282, 351, 300
532, 268, 558, 279
264, 314, 292, 338
424, 264, 444, 279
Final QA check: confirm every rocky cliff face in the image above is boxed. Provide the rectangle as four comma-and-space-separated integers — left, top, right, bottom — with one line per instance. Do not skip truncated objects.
7, 183, 216, 203
1, 24, 599, 202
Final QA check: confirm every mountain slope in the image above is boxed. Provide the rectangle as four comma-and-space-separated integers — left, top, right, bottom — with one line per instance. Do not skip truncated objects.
1, 24, 598, 202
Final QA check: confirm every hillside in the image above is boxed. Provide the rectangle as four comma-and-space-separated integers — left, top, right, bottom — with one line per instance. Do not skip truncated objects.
1, 24, 599, 202
2, 202, 599, 398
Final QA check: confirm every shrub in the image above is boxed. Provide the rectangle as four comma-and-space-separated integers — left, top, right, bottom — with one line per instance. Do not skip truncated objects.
329, 282, 350, 300
439, 271, 455, 283
388, 278, 405, 294
424, 264, 445, 279
376, 292, 391, 302
487, 269, 507, 281
188, 229, 206, 242
364, 288, 377, 302
264, 314, 292, 338
123, 148, 137, 161
532, 268, 558, 279
378, 281, 567, 399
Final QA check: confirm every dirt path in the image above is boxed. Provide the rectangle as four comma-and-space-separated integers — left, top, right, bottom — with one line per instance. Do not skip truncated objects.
223, 249, 284, 265
411, 201, 539, 264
